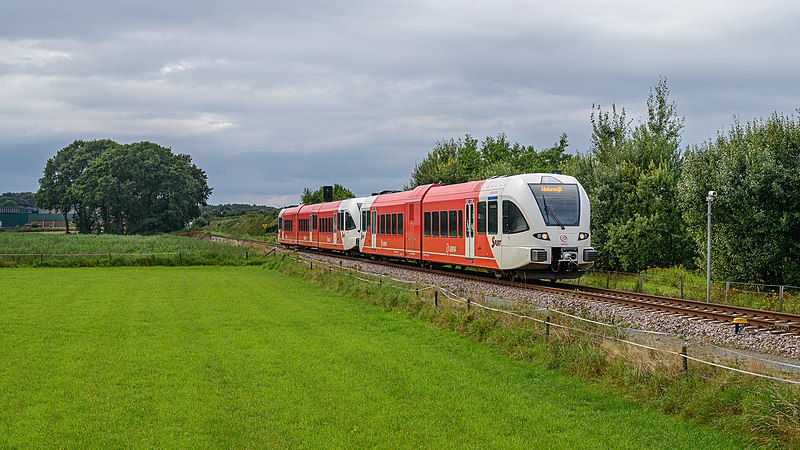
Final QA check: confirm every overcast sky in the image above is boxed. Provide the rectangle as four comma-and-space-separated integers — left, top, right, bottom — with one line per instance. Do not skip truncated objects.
2, 1, 799, 206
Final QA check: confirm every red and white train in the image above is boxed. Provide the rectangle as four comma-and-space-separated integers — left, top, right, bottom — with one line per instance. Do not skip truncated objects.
278, 173, 598, 280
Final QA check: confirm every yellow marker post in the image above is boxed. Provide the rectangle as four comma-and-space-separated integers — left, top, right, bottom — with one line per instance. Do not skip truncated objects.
733, 317, 748, 335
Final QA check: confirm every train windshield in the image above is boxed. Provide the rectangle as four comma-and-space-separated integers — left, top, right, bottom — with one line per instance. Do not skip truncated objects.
529, 184, 580, 227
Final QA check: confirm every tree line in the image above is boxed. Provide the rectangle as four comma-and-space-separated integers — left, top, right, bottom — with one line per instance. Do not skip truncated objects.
408, 79, 800, 286
36, 140, 211, 234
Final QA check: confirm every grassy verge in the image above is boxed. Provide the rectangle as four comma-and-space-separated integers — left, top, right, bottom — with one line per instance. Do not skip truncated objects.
0, 233, 263, 267
272, 256, 800, 448
569, 267, 799, 314
0, 265, 746, 448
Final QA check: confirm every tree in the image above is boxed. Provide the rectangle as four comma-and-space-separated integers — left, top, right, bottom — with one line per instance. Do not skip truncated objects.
408, 133, 571, 188
679, 113, 800, 285
301, 184, 355, 204
567, 78, 695, 271
37, 140, 211, 234
36, 139, 115, 233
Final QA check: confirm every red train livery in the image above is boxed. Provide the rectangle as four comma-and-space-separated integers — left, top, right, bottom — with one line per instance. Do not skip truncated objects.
279, 173, 597, 280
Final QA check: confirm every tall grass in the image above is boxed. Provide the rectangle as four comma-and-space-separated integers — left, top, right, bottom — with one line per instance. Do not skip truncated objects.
0, 233, 260, 267
571, 267, 800, 314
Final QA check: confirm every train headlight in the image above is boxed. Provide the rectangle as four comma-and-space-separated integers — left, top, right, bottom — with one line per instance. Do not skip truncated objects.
533, 232, 549, 241
578, 232, 589, 241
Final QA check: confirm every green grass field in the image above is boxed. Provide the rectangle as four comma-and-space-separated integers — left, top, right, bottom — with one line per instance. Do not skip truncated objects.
0, 266, 746, 448
0, 233, 252, 267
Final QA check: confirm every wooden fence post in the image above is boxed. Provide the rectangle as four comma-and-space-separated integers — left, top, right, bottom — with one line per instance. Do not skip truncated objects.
681, 344, 688, 375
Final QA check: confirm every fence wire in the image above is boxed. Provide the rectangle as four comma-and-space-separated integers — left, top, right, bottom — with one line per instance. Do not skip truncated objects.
291, 252, 800, 385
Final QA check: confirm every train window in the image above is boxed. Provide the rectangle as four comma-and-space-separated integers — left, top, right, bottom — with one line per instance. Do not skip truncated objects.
529, 183, 581, 227
278, 219, 282, 231
361, 211, 367, 232
439, 210, 447, 237
424, 212, 431, 236
391, 214, 397, 235
488, 201, 498, 234
398, 213, 403, 235
379, 214, 385, 235
449, 211, 457, 237
458, 210, 463, 238
503, 200, 529, 234
477, 202, 486, 234
371, 211, 376, 233
346, 212, 356, 231
432, 211, 439, 237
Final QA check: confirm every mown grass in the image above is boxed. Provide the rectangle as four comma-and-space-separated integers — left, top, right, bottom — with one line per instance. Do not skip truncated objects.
0, 233, 259, 267
0, 265, 747, 448
274, 256, 800, 449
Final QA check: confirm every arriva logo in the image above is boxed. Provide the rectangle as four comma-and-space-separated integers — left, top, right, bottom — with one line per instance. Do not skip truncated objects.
541, 186, 563, 193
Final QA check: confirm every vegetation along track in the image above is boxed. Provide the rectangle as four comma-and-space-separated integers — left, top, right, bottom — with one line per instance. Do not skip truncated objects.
211, 235, 800, 338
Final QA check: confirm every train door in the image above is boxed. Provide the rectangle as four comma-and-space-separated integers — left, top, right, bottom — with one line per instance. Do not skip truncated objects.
465, 200, 474, 260
371, 209, 377, 249
333, 211, 339, 247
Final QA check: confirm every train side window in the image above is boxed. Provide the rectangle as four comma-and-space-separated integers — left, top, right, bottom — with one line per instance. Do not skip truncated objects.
361, 211, 367, 232
477, 202, 486, 234
391, 214, 397, 235
432, 211, 439, 237
439, 210, 447, 237
503, 200, 529, 234
371, 211, 376, 233
488, 201, 498, 234
278, 219, 282, 231
424, 212, 431, 236
379, 214, 384, 235
398, 213, 403, 235
449, 210, 457, 237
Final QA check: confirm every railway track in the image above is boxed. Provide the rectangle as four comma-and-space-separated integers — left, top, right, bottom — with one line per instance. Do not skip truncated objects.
211, 235, 800, 337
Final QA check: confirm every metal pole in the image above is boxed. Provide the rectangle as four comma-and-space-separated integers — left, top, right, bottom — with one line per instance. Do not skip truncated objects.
706, 191, 715, 303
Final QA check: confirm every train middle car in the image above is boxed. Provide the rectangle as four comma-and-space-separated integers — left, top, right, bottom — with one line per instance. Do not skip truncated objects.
278, 173, 598, 280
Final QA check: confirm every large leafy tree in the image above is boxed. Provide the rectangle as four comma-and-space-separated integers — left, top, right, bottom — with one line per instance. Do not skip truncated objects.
301, 184, 354, 204
37, 140, 211, 234
679, 113, 800, 285
568, 78, 696, 271
408, 133, 571, 188
36, 139, 115, 233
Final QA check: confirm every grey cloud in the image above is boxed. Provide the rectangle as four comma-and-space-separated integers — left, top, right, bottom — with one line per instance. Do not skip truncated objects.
2, 1, 799, 206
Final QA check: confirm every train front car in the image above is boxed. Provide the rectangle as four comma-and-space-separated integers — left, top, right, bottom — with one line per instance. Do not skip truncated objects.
485, 173, 597, 280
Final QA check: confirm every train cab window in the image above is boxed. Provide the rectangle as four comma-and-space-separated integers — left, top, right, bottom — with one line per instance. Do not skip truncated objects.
345, 212, 356, 231
449, 211, 457, 237
431, 211, 439, 237
477, 202, 486, 234
458, 210, 463, 237
503, 200, 530, 234
278, 219, 282, 231
424, 212, 431, 236
398, 213, 403, 235
440, 210, 447, 237
488, 200, 498, 234
391, 214, 397, 235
